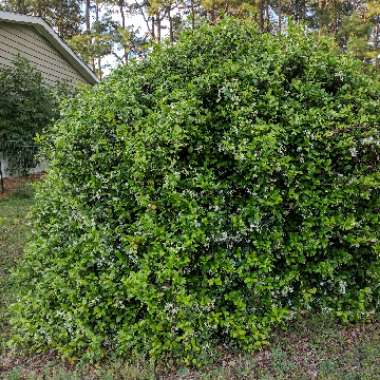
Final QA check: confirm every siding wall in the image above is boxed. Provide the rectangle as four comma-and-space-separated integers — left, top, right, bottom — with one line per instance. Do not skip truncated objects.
0, 22, 87, 86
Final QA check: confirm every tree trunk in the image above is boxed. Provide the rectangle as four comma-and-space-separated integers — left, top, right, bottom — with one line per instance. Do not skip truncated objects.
259, 0, 265, 32
157, 14, 161, 42
119, 0, 129, 62
168, 6, 174, 44
85, 0, 91, 32
98, 58, 102, 79
95, 1, 102, 78
0, 161, 4, 193
95, 1, 100, 22
190, 0, 195, 29
119, 1, 126, 28
151, 15, 156, 40
375, 17, 380, 68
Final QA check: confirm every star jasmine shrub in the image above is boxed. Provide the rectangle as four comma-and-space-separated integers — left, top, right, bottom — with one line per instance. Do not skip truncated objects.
10, 19, 380, 365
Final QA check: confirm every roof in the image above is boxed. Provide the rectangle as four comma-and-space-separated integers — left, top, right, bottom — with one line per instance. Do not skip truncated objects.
0, 11, 98, 84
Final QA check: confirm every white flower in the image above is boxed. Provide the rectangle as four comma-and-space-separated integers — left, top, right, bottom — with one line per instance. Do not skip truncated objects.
339, 281, 346, 295
349, 147, 357, 157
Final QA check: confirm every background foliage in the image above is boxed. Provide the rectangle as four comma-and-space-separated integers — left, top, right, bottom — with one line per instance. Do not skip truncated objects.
0, 57, 59, 179
1, 0, 380, 78
11, 19, 380, 365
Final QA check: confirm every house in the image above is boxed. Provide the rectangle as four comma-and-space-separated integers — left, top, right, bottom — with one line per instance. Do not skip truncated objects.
0, 11, 98, 86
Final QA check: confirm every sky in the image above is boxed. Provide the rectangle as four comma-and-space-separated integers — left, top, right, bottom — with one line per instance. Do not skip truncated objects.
98, 3, 172, 74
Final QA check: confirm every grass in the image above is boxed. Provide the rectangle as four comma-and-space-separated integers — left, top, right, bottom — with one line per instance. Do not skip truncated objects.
0, 190, 379, 379
0, 189, 34, 350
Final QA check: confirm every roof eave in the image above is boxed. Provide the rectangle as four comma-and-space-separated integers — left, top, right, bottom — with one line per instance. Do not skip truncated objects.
0, 11, 98, 85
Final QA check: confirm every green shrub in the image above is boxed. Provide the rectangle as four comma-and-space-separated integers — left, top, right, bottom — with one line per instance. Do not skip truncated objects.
11, 19, 380, 365
0, 57, 59, 174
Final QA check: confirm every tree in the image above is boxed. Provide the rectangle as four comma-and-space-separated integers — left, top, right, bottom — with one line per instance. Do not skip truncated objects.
2, 0, 380, 81
67, 1, 114, 78
363, 0, 380, 64
3, 0, 82, 38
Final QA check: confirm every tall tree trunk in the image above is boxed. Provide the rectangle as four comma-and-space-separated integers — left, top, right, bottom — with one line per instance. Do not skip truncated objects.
304, 0, 307, 20
85, 0, 91, 32
190, 0, 195, 29
119, 0, 126, 28
98, 57, 102, 79
259, 0, 265, 32
375, 16, 380, 68
119, 0, 128, 62
151, 15, 156, 40
0, 160, 4, 193
157, 13, 161, 42
95, 1, 102, 78
332, 0, 338, 35
95, 1, 100, 22
168, 6, 174, 44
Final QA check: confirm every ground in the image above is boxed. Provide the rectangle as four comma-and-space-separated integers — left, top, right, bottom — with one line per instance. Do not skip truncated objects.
0, 189, 379, 380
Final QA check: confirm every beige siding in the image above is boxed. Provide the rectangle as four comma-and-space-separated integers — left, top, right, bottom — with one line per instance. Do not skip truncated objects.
0, 22, 87, 86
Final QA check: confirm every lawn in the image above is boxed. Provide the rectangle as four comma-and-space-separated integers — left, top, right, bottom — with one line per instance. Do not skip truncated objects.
0, 190, 380, 380
0, 190, 33, 349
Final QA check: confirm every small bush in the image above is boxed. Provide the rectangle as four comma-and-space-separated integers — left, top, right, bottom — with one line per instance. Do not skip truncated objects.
0, 57, 59, 174
11, 19, 380, 365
